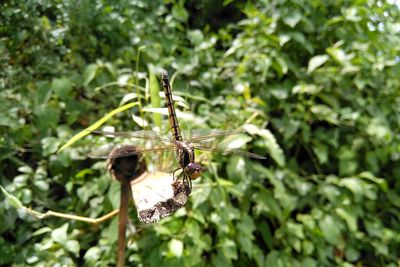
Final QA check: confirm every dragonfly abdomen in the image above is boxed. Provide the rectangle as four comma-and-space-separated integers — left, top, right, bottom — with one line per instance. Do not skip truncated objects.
161, 71, 183, 142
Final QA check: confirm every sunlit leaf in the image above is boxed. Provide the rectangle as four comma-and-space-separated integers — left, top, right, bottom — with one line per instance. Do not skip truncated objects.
319, 215, 340, 244
83, 64, 98, 86
283, 12, 302, 28
345, 246, 360, 262
84, 247, 101, 262
221, 239, 237, 260
148, 66, 162, 128
168, 239, 183, 258
188, 30, 204, 45
172, 3, 188, 22
218, 134, 252, 149
58, 102, 138, 152
258, 129, 285, 167
18, 166, 33, 174
307, 55, 329, 73
335, 207, 357, 232
339, 177, 364, 200
0, 186, 23, 209
32, 227, 52, 237
292, 84, 321, 95
358, 172, 387, 192
131, 114, 149, 128
65, 240, 80, 255
51, 223, 68, 245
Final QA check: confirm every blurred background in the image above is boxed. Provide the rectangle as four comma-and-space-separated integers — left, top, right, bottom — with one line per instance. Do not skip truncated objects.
1, 0, 400, 266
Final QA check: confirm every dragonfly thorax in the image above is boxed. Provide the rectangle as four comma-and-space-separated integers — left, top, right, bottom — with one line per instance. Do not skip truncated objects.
175, 141, 195, 168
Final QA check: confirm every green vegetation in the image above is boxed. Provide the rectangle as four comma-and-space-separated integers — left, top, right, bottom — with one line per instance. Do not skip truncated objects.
1, 0, 400, 266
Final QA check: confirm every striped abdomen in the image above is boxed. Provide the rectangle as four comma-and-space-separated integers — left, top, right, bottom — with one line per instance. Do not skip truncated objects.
161, 71, 183, 142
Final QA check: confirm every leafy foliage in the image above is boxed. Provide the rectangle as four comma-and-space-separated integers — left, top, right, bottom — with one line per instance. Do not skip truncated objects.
1, 0, 400, 266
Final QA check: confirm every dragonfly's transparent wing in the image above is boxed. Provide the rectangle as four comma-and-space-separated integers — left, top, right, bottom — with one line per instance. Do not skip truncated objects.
192, 143, 266, 159
89, 144, 178, 159
187, 129, 245, 142
89, 130, 172, 142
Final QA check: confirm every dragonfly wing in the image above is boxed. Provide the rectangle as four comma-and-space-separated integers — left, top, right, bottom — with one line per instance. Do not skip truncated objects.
89, 144, 178, 159
89, 145, 139, 159
88, 130, 172, 141
192, 143, 266, 159
187, 129, 246, 142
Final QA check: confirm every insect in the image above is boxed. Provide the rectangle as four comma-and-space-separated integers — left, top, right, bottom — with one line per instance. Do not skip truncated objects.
88, 71, 266, 189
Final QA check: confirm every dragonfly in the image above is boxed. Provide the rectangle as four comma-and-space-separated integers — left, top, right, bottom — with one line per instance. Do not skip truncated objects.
88, 71, 266, 189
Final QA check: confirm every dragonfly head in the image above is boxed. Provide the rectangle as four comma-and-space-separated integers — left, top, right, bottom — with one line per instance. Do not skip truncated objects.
184, 162, 203, 180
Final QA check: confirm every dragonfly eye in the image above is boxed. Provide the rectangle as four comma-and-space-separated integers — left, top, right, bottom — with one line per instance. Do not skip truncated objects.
185, 162, 203, 180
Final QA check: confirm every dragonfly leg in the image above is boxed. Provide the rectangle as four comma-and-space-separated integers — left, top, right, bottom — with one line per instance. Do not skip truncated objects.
182, 172, 192, 190
172, 167, 182, 181
188, 176, 192, 189
182, 174, 192, 191
173, 168, 192, 191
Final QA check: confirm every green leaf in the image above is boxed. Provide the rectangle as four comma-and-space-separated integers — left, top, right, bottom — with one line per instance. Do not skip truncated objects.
302, 257, 317, 267
252, 246, 265, 267
0, 237, 15, 264
274, 56, 288, 76
108, 182, 120, 210
65, 240, 80, 255
84, 247, 101, 262
0, 186, 23, 209
58, 102, 138, 152
254, 190, 283, 221
265, 251, 281, 267
258, 221, 273, 249
237, 235, 252, 257
312, 143, 328, 164
302, 241, 314, 256
51, 223, 68, 245
292, 84, 321, 95
172, 3, 188, 22
32, 227, 52, 236
188, 30, 204, 45
148, 66, 162, 128
18, 166, 33, 174
307, 55, 329, 73
36, 81, 52, 104
283, 12, 302, 28
339, 159, 358, 176
366, 118, 391, 142
226, 157, 246, 183
52, 77, 72, 101
218, 134, 252, 150
287, 222, 305, 239
258, 129, 285, 167
83, 64, 98, 86
335, 207, 358, 232
345, 246, 360, 262
310, 105, 338, 124
339, 177, 364, 200
34, 105, 61, 133
131, 114, 149, 128
319, 215, 340, 244
358, 172, 387, 192
168, 239, 183, 258
41, 137, 60, 156
221, 239, 237, 260
107, 217, 118, 244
